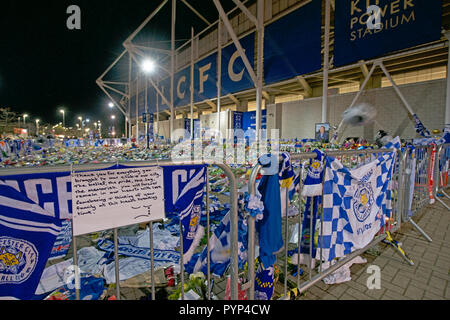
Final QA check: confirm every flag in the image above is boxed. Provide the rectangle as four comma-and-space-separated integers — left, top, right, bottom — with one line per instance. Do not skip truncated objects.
193, 209, 248, 277
413, 114, 431, 138
317, 149, 396, 262
174, 166, 207, 264
302, 149, 325, 197
0, 181, 61, 300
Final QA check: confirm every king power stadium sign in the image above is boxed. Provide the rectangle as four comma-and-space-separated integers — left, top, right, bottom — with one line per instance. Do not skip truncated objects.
334, 0, 442, 67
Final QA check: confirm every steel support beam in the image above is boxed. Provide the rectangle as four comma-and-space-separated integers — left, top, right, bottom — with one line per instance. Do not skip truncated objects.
170, 0, 176, 143
180, 0, 212, 26
445, 31, 450, 126
212, 0, 257, 85
322, 0, 331, 123
297, 76, 313, 97
231, 0, 258, 26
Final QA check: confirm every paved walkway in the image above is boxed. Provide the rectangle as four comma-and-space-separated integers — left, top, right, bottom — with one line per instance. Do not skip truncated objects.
301, 198, 450, 300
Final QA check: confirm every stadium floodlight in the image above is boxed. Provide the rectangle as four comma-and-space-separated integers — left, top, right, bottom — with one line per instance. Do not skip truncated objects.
141, 59, 156, 74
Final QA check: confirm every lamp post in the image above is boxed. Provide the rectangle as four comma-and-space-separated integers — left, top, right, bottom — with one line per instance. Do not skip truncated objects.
60, 109, 65, 129
23, 114, 29, 137
35, 119, 40, 136
141, 58, 156, 150
111, 115, 116, 138
98, 121, 102, 138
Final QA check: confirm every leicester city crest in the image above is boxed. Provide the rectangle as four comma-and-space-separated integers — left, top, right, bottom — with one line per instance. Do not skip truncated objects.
352, 183, 375, 222
308, 160, 324, 179
0, 237, 38, 284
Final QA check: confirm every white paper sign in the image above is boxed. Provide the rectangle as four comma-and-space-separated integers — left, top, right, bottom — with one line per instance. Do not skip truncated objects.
72, 167, 165, 236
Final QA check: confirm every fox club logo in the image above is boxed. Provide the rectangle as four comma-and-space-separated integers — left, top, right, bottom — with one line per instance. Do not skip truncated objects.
0, 237, 38, 284
352, 182, 375, 222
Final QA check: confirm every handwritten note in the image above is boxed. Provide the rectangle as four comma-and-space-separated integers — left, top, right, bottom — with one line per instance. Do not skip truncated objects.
72, 167, 165, 236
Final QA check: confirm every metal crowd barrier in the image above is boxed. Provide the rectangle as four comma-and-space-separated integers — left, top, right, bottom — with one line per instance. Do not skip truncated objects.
434, 144, 450, 211
402, 146, 434, 242
0, 159, 240, 301
245, 148, 411, 300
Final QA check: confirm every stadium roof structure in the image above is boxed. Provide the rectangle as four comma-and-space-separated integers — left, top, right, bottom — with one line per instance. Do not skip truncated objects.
97, 0, 450, 140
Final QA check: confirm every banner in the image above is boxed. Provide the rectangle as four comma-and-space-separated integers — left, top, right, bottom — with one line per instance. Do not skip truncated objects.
334, 0, 442, 67
0, 171, 72, 220
264, 0, 322, 84
162, 165, 208, 214
242, 110, 267, 131
221, 32, 255, 96
318, 150, 396, 261
174, 67, 191, 108
194, 53, 218, 103
184, 119, 201, 139
0, 181, 62, 300
0, 164, 208, 220
174, 166, 207, 263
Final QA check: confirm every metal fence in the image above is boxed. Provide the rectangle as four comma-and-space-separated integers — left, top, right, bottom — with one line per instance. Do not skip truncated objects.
1, 145, 448, 300
244, 148, 412, 299
401, 145, 435, 242
434, 144, 450, 211
0, 159, 240, 301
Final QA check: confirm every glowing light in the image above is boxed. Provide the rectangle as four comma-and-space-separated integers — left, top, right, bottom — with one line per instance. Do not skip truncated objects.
141, 59, 156, 74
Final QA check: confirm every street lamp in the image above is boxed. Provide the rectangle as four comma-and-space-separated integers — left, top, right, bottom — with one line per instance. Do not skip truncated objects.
35, 119, 40, 136
141, 58, 156, 149
59, 109, 65, 129
108, 102, 114, 109
23, 114, 29, 137
98, 121, 102, 138
111, 116, 116, 138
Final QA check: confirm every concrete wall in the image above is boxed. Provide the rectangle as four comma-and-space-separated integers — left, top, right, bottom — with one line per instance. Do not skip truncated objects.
276, 79, 446, 141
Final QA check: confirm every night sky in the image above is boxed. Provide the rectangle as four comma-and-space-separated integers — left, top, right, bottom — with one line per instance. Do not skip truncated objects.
0, 0, 233, 128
